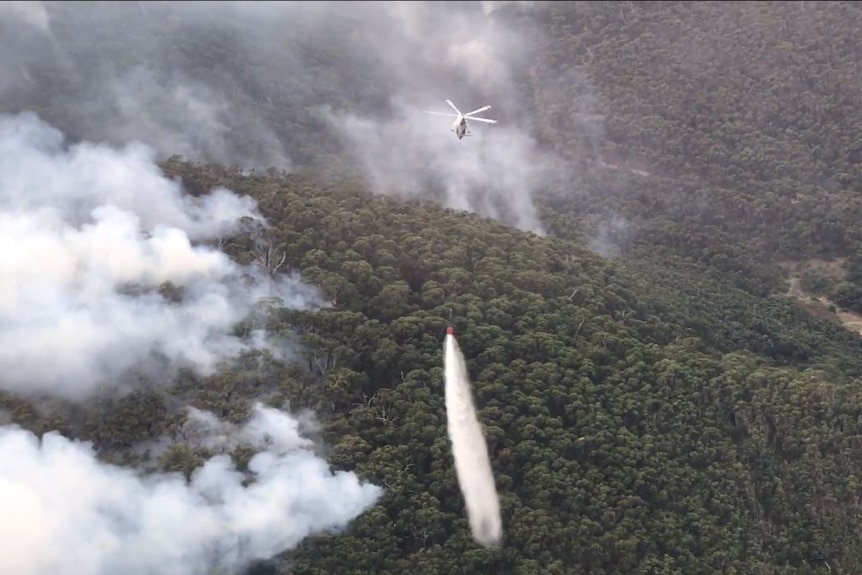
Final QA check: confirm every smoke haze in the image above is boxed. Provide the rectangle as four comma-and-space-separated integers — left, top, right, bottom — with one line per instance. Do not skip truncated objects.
0, 0, 551, 233
0, 111, 324, 402
0, 403, 382, 575
444, 333, 503, 547
316, 2, 549, 234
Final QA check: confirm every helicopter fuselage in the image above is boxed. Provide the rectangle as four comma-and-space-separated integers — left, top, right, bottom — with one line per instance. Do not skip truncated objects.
452, 116, 469, 140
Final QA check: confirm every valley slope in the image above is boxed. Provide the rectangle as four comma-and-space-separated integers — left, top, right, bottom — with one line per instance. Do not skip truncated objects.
2, 2, 862, 574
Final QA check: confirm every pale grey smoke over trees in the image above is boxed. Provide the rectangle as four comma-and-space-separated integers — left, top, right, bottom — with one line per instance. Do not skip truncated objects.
0, 0, 556, 233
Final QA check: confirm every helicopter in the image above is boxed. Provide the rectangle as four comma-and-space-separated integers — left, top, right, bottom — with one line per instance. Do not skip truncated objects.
424, 99, 497, 141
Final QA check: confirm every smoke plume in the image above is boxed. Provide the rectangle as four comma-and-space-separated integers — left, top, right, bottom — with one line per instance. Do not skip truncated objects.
0, 1, 50, 32
588, 214, 632, 258
443, 333, 503, 547
0, 402, 382, 575
0, 1, 550, 233
0, 112, 323, 402
318, 2, 549, 234
325, 100, 548, 235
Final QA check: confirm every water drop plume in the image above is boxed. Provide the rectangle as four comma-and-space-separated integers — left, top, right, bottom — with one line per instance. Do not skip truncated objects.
443, 332, 502, 547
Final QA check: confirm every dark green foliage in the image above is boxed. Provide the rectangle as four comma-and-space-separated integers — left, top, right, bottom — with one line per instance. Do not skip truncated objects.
7, 2, 862, 574
830, 281, 862, 314
7, 157, 862, 573
526, 1, 862, 300
157, 164, 862, 573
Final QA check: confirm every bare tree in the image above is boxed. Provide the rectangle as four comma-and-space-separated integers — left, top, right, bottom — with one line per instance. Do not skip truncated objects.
242, 216, 288, 277
313, 349, 338, 376
254, 241, 287, 277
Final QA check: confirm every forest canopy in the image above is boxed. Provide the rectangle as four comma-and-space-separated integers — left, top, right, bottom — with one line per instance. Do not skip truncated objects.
2, 1, 862, 574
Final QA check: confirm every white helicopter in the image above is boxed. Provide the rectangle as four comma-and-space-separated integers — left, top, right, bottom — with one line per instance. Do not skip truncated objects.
424, 99, 497, 141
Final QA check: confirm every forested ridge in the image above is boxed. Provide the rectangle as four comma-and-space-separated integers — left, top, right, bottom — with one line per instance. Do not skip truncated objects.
5, 1, 862, 574
174, 163, 862, 574
7, 2, 862, 298
528, 1, 862, 303
5, 159, 862, 573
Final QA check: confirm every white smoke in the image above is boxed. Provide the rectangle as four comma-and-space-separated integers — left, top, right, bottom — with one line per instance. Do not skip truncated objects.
96, 65, 291, 171
479, 0, 536, 16
0, 1, 50, 32
588, 214, 632, 258
443, 333, 503, 547
0, 402, 382, 575
0, 112, 323, 401
173, 404, 320, 456
321, 2, 549, 235
326, 100, 547, 235
0, 2, 555, 232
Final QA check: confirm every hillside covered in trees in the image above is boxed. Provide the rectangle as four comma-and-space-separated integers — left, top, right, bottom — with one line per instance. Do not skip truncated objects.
530, 1, 862, 300
3, 1, 862, 574
6, 2, 862, 300
186, 162, 862, 575
7, 159, 862, 574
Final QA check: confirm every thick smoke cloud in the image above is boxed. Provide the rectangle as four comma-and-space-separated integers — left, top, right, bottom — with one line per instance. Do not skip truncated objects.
0, 403, 382, 575
328, 103, 547, 234
0, 112, 323, 401
318, 2, 549, 234
0, 1, 291, 170
0, 1, 549, 233
0, 1, 50, 32
0, 7, 390, 570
